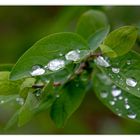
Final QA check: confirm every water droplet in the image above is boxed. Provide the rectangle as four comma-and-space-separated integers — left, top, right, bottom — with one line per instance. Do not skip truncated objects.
124, 98, 128, 103
118, 96, 123, 100
127, 60, 131, 65
126, 78, 137, 87
113, 98, 117, 101
112, 67, 120, 74
118, 113, 122, 116
46, 59, 65, 71
137, 88, 140, 91
100, 91, 108, 98
16, 97, 24, 105
112, 85, 116, 89
109, 101, 115, 106
30, 65, 45, 76
59, 53, 63, 56
0, 100, 4, 104
56, 94, 60, 98
65, 50, 80, 61
127, 112, 137, 119
125, 104, 130, 109
111, 89, 122, 97
95, 56, 110, 67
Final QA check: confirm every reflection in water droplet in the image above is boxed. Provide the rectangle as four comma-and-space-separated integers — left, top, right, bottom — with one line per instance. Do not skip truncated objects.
127, 112, 137, 119
95, 56, 110, 67
112, 67, 120, 74
126, 78, 137, 87
109, 101, 115, 106
118, 96, 123, 100
65, 50, 80, 61
46, 59, 65, 71
100, 91, 108, 98
30, 65, 45, 76
111, 89, 121, 97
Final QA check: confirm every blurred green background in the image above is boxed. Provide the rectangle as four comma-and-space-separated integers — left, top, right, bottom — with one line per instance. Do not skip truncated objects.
0, 6, 140, 134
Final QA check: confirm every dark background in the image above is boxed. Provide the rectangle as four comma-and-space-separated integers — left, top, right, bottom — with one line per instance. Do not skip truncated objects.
0, 6, 140, 134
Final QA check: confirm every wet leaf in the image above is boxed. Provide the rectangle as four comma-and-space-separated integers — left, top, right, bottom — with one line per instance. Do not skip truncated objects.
93, 71, 140, 123
96, 51, 140, 98
10, 32, 89, 81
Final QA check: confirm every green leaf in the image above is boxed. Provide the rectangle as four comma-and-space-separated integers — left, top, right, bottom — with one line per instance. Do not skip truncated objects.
4, 110, 19, 130
100, 26, 138, 58
76, 10, 108, 39
93, 72, 140, 123
10, 32, 89, 81
88, 26, 110, 51
50, 78, 88, 128
18, 91, 40, 127
0, 72, 22, 95
96, 51, 140, 98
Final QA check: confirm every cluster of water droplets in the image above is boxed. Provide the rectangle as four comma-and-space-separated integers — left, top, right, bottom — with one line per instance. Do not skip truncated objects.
30, 49, 85, 77
100, 85, 137, 120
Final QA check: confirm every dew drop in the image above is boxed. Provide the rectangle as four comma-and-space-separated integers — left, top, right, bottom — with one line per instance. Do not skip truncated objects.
124, 98, 128, 103
112, 67, 120, 74
65, 50, 80, 61
46, 59, 65, 71
56, 94, 60, 98
30, 65, 45, 76
59, 53, 63, 56
125, 104, 130, 109
112, 85, 116, 89
100, 91, 108, 98
111, 89, 122, 97
127, 60, 131, 65
118, 113, 122, 116
126, 78, 137, 87
109, 101, 115, 106
95, 56, 110, 67
113, 98, 117, 101
118, 96, 123, 100
127, 112, 137, 119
